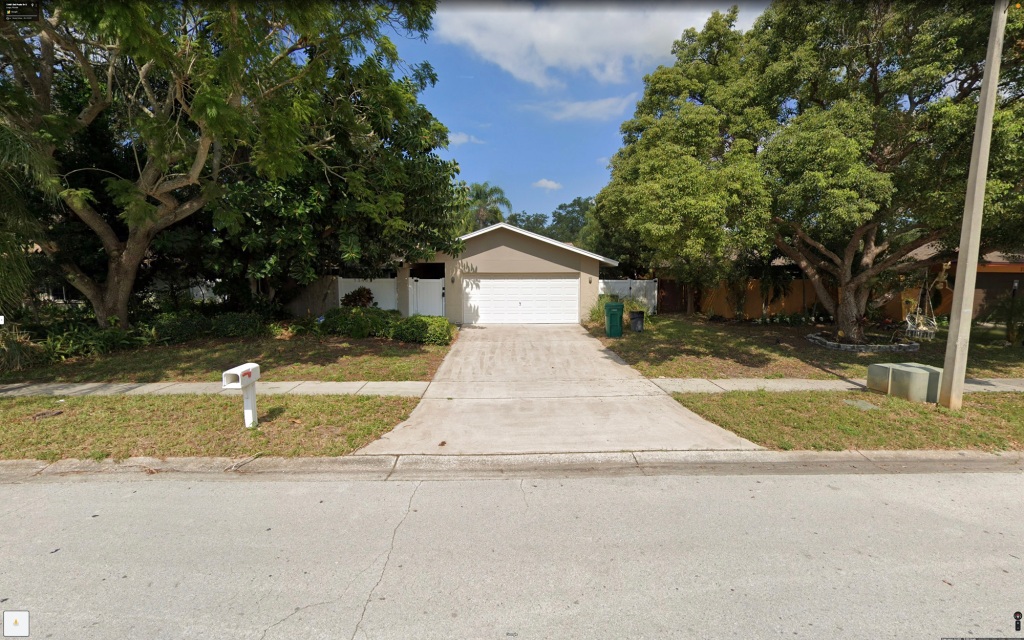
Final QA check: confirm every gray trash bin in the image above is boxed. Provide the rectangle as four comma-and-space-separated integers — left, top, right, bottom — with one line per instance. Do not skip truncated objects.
629, 310, 645, 332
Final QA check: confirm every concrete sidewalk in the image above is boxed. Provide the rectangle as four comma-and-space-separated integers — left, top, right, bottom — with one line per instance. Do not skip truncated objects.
653, 377, 1024, 393
3, 377, 1022, 398
0, 380, 429, 398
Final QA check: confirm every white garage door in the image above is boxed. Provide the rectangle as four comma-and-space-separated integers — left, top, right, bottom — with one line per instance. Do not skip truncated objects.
463, 276, 579, 324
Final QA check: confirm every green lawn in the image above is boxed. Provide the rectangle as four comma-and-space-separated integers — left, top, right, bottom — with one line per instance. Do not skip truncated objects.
0, 394, 418, 460
0, 334, 450, 383
675, 390, 1024, 451
589, 315, 1023, 380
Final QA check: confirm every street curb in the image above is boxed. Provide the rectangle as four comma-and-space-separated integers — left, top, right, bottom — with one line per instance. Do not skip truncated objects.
1, 450, 1020, 482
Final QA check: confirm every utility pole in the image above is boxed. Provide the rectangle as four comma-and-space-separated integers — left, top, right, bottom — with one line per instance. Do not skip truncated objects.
939, 0, 1010, 409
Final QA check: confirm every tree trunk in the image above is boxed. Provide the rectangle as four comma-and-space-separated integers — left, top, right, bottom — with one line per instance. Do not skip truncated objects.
835, 286, 867, 343
57, 229, 153, 328
93, 273, 134, 328
685, 284, 694, 315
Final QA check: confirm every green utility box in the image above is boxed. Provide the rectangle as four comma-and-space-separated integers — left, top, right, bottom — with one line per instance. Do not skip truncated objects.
604, 302, 624, 338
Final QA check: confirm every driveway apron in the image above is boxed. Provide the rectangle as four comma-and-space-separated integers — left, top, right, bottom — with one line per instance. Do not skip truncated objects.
356, 324, 759, 455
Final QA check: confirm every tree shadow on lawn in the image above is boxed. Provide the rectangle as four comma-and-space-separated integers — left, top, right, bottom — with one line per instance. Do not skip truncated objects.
587, 319, 776, 373
590, 315, 1024, 379
3, 335, 444, 384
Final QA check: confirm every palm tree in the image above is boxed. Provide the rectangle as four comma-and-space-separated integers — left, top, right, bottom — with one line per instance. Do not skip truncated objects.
0, 121, 55, 310
461, 182, 512, 234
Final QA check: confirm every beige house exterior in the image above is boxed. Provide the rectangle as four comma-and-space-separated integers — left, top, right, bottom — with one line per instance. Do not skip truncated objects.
398, 223, 617, 324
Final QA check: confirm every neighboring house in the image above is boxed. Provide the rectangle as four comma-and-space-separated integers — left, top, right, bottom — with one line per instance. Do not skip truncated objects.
288, 223, 619, 324
966, 252, 1024, 317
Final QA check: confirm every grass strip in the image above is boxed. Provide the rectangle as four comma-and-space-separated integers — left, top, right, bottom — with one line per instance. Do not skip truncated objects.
674, 390, 1024, 451
0, 394, 418, 461
0, 335, 450, 384
589, 315, 1022, 380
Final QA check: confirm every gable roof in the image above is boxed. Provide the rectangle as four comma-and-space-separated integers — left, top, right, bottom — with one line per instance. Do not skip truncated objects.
459, 222, 619, 266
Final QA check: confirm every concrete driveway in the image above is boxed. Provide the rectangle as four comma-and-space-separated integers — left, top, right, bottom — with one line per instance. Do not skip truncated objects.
357, 325, 758, 455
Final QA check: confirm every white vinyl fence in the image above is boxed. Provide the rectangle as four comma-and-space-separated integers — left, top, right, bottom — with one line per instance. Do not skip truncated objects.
599, 279, 658, 314
337, 278, 398, 310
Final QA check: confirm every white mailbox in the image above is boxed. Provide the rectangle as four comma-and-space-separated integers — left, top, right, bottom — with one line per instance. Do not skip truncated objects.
222, 363, 261, 428
222, 363, 260, 388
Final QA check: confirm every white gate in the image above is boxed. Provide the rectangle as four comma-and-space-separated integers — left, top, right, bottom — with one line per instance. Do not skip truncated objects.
410, 278, 444, 316
599, 279, 658, 313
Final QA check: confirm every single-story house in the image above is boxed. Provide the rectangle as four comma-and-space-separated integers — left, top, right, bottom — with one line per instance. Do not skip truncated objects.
287, 223, 619, 324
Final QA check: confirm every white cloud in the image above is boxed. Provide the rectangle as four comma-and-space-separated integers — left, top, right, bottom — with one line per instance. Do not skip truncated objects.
524, 93, 638, 122
434, 3, 766, 89
532, 178, 563, 191
449, 132, 485, 145
596, 156, 610, 166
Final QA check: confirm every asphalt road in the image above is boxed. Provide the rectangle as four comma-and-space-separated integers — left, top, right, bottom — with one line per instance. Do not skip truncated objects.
2, 470, 1022, 639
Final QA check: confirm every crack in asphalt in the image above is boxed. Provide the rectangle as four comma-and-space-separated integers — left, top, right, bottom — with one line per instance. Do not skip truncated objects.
258, 598, 338, 640
350, 481, 421, 640
519, 478, 529, 510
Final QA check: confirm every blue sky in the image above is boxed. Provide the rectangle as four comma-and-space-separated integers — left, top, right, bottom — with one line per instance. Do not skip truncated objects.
393, 2, 767, 218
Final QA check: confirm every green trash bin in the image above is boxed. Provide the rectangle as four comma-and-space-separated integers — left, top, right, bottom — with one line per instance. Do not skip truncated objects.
604, 302, 624, 338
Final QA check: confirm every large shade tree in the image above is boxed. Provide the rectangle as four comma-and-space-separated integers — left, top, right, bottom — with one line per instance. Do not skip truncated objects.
546, 196, 593, 244
204, 37, 465, 307
601, 2, 1024, 341
597, 8, 771, 299
505, 211, 548, 235
0, 1, 452, 327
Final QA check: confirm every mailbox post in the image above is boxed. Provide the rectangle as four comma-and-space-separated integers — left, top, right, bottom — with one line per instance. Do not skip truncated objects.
222, 363, 261, 428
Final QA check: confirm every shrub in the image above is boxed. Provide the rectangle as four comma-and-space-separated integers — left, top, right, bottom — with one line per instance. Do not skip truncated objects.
152, 310, 213, 344
17, 301, 96, 339
210, 312, 269, 339
364, 307, 400, 339
392, 315, 456, 345
42, 325, 154, 361
320, 306, 400, 339
321, 307, 354, 335
622, 297, 650, 316
341, 286, 374, 308
588, 294, 621, 324
290, 316, 323, 337
346, 310, 372, 339
588, 294, 651, 324
0, 325, 44, 373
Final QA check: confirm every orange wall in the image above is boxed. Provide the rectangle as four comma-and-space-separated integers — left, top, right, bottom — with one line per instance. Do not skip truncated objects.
702, 279, 822, 319
702, 280, 954, 321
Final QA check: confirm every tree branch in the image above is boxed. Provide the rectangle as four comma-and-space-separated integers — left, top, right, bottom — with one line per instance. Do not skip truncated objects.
0, 23, 46, 116
137, 60, 160, 114
36, 239, 104, 307
153, 134, 212, 194
59, 192, 124, 258
773, 217, 843, 269
37, 20, 111, 127
773, 233, 836, 315
843, 223, 875, 280
851, 230, 943, 285
153, 195, 209, 233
